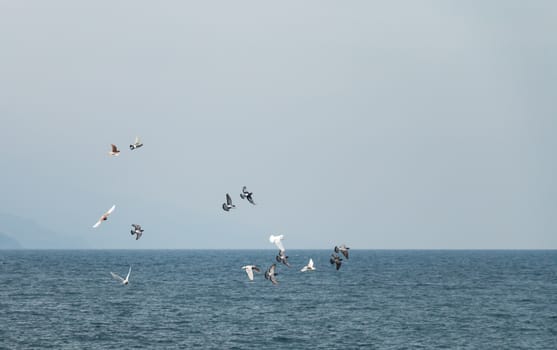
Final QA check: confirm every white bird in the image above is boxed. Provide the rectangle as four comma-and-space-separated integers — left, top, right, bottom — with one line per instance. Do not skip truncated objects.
111, 266, 131, 285
300, 258, 315, 272
269, 234, 285, 252
129, 136, 143, 150
108, 144, 120, 156
92, 205, 116, 228
241, 265, 261, 281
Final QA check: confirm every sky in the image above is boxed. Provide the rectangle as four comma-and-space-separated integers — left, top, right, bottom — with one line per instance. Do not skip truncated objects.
0, 1, 555, 249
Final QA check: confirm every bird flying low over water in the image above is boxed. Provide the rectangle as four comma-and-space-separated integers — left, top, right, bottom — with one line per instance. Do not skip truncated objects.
130, 224, 144, 240
276, 250, 291, 267
222, 193, 235, 211
301, 258, 315, 272
241, 265, 261, 281
264, 264, 278, 285
108, 144, 120, 156
129, 136, 143, 150
92, 205, 116, 228
240, 186, 255, 205
330, 254, 342, 270
334, 244, 350, 259
111, 266, 131, 285
269, 235, 285, 252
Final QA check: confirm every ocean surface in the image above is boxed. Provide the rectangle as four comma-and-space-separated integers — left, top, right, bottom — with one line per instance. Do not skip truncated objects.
0, 250, 555, 349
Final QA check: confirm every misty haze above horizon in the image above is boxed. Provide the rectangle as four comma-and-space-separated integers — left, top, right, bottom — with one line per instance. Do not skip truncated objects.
0, 1, 555, 249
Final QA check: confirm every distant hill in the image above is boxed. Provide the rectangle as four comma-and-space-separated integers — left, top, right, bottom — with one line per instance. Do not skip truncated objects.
0, 232, 22, 249
0, 213, 87, 249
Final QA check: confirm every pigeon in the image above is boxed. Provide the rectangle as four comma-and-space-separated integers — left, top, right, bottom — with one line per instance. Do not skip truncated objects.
92, 205, 116, 228
300, 258, 315, 272
330, 254, 342, 270
222, 193, 235, 211
130, 224, 144, 240
240, 186, 255, 205
129, 136, 143, 150
276, 250, 291, 267
111, 266, 131, 285
269, 234, 285, 252
334, 244, 350, 259
241, 265, 261, 281
264, 264, 278, 285
108, 144, 120, 156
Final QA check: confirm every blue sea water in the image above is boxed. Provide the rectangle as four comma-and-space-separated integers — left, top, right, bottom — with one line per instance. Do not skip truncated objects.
0, 250, 555, 349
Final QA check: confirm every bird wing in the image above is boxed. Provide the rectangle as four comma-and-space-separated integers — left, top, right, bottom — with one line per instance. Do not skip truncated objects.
226, 193, 232, 205
111, 144, 118, 152
252, 266, 261, 273
301, 266, 308, 272
247, 196, 255, 205
92, 220, 102, 228
135, 231, 142, 240
222, 203, 229, 211
111, 272, 124, 282
242, 186, 247, 193
245, 267, 254, 281
106, 205, 116, 216
341, 250, 349, 259
135, 136, 141, 144
274, 237, 285, 252
125, 266, 132, 280
308, 259, 314, 268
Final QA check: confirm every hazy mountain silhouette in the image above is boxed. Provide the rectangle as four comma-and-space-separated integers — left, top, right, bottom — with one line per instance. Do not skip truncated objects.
0, 213, 87, 249
0, 232, 22, 249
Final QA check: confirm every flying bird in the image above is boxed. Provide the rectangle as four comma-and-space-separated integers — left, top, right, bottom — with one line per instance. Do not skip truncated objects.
300, 258, 315, 272
264, 264, 278, 285
241, 265, 261, 281
129, 136, 143, 150
92, 205, 116, 228
334, 244, 350, 259
130, 224, 144, 240
108, 144, 120, 156
330, 254, 342, 270
111, 266, 131, 285
222, 193, 235, 211
269, 234, 285, 252
276, 250, 291, 267
240, 186, 255, 205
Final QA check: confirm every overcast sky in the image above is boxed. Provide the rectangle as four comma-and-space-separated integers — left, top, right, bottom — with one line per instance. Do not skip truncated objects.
0, 1, 555, 249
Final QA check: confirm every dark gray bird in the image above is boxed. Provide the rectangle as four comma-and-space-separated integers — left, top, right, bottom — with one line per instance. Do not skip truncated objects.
330, 253, 343, 270
222, 193, 235, 211
264, 264, 278, 285
129, 136, 143, 150
275, 250, 291, 267
130, 224, 144, 240
240, 186, 255, 205
334, 244, 350, 259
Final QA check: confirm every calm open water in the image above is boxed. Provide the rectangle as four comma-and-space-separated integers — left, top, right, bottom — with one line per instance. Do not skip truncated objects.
0, 250, 555, 349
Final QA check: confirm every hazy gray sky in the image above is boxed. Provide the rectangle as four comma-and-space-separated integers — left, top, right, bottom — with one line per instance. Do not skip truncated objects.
0, 1, 555, 249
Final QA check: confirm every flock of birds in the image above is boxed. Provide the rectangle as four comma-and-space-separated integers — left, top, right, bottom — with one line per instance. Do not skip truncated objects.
94, 137, 351, 286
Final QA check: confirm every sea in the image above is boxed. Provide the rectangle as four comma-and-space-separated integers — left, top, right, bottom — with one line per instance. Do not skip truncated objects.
0, 250, 555, 349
